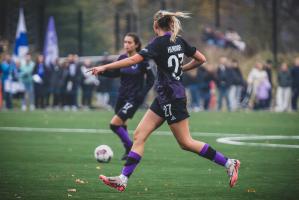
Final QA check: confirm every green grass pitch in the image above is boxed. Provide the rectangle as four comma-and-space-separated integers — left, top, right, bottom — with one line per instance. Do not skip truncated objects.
0, 110, 299, 200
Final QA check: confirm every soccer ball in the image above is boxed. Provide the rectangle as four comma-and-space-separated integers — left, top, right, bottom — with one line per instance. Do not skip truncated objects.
94, 145, 113, 163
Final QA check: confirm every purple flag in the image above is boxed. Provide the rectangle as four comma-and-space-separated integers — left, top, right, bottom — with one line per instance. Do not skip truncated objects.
43, 16, 59, 66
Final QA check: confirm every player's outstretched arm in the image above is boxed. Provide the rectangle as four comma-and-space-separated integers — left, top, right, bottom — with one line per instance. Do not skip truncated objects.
182, 50, 206, 72
88, 54, 144, 75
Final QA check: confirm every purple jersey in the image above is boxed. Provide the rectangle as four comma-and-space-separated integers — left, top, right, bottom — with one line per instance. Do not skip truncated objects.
102, 54, 154, 103
139, 33, 196, 103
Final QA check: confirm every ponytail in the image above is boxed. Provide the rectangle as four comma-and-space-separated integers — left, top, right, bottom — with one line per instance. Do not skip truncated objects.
154, 10, 190, 42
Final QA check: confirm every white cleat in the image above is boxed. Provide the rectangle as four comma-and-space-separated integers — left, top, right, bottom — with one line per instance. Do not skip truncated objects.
99, 175, 127, 192
227, 159, 241, 188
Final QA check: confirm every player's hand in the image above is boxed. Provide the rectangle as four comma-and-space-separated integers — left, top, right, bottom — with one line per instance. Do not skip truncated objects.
86, 66, 107, 75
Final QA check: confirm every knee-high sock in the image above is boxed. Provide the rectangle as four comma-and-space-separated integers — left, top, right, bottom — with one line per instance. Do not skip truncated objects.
121, 151, 141, 178
110, 124, 132, 150
199, 143, 228, 167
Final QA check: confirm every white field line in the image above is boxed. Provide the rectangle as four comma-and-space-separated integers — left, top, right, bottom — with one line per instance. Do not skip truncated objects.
217, 135, 299, 149
0, 126, 248, 137
1, 127, 298, 149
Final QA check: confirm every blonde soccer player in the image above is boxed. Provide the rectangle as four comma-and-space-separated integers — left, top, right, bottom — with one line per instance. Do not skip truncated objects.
88, 10, 240, 191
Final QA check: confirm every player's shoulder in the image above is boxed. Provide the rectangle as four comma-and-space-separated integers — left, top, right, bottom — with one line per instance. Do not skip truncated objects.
175, 36, 188, 45
149, 36, 165, 46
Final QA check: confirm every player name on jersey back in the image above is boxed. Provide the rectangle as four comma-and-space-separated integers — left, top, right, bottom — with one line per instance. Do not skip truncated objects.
167, 45, 182, 53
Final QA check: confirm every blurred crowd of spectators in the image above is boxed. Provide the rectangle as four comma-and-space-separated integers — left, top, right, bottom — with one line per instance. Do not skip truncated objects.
202, 26, 246, 51
183, 56, 299, 112
0, 53, 119, 111
1, 52, 299, 112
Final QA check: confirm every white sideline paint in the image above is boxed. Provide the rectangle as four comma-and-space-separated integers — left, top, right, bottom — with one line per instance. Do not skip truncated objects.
217, 135, 299, 149
0, 126, 246, 137
1, 127, 298, 149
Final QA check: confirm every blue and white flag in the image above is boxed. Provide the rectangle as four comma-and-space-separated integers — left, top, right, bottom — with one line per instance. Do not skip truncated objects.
43, 16, 59, 66
13, 8, 29, 60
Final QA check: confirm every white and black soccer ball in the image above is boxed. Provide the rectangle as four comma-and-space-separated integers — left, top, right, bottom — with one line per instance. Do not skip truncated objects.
94, 145, 113, 163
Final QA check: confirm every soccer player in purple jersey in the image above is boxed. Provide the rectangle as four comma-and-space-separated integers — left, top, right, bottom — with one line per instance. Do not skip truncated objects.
100, 33, 154, 160
88, 10, 240, 191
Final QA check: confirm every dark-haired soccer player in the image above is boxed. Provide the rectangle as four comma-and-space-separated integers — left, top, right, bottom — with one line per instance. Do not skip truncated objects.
100, 33, 154, 160
89, 11, 240, 191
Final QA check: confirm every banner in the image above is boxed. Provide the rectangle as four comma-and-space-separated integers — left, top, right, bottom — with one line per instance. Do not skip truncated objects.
43, 16, 59, 66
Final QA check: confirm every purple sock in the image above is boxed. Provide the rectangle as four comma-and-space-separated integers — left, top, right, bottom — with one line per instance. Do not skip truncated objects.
199, 143, 228, 167
121, 151, 142, 177
110, 124, 133, 150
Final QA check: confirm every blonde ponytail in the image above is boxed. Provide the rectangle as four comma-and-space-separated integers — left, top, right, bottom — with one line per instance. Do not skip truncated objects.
154, 10, 190, 42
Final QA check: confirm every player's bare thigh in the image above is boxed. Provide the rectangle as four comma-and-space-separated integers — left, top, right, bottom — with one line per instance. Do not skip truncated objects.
131, 109, 164, 155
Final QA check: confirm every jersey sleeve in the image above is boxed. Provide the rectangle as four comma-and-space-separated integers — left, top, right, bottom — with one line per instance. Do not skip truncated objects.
117, 54, 127, 61
138, 39, 160, 60
182, 38, 196, 57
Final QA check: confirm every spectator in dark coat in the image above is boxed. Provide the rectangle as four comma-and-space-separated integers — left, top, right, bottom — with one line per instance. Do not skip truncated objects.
216, 57, 231, 111
32, 55, 46, 109
50, 59, 65, 108
291, 57, 299, 111
63, 54, 82, 110
275, 62, 292, 112
228, 59, 244, 111
43, 62, 53, 108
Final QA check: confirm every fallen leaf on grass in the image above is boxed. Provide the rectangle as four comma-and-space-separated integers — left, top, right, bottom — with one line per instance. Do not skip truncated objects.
67, 188, 77, 192
247, 188, 256, 193
75, 179, 85, 184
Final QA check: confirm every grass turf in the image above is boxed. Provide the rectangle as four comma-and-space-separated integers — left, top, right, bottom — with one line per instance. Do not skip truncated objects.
0, 110, 299, 200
